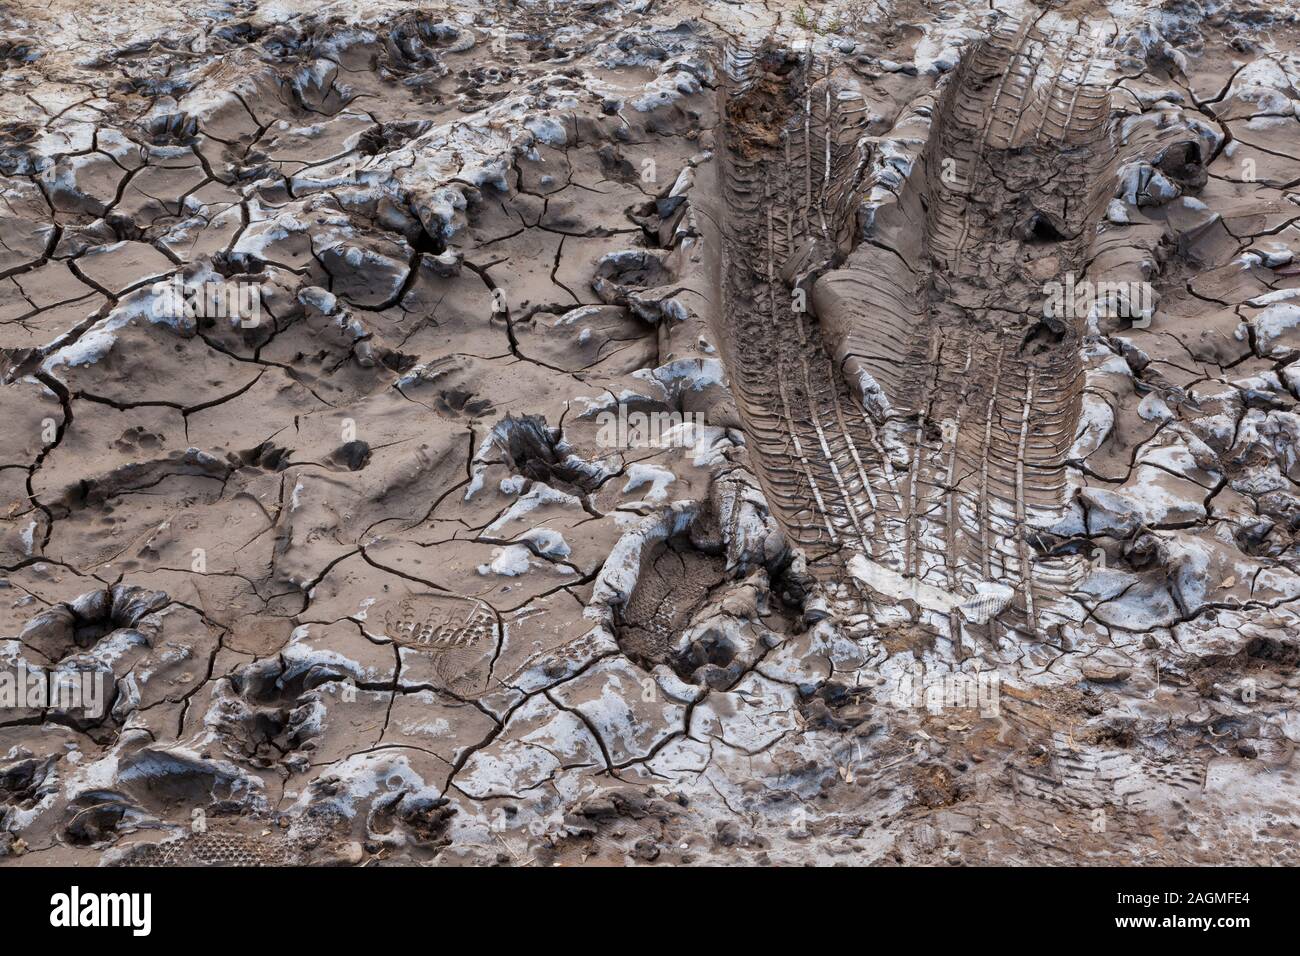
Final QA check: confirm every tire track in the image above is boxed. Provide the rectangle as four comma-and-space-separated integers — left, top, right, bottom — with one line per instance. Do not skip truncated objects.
716, 21, 1120, 645
909, 18, 1114, 640
717, 50, 890, 599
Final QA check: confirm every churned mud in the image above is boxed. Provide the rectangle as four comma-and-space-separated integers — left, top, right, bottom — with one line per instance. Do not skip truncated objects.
1, 0, 1299, 866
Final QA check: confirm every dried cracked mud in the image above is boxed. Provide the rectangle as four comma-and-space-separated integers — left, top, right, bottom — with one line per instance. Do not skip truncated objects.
1, 0, 1299, 867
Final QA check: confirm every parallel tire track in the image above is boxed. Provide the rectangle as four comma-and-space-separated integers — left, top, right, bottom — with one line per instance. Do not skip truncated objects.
715, 21, 1119, 644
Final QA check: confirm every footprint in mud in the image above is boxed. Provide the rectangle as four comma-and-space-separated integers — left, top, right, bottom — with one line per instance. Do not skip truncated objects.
357, 120, 432, 156
112, 425, 165, 453
397, 356, 496, 421
137, 111, 201, 147
326, 439, 372, 471
433, 387, 492, 419
207, 655, 345, 770
366, 788, 456, 850
19, 585, 168, 663
107, 827, 300, 867
62, 790, 148, 846
0, 750, 59, 833
490, 414, 606, 495
377, 592, 499, 699
591, 249, 674, 304
616, 537, 736, 685
62, 747, 264, 846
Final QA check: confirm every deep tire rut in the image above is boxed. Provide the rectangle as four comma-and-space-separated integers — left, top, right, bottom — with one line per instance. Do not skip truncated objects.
716, 20, 1120, 642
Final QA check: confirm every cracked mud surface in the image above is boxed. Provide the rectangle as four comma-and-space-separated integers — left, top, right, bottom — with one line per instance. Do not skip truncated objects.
1, 0, 1299, 866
